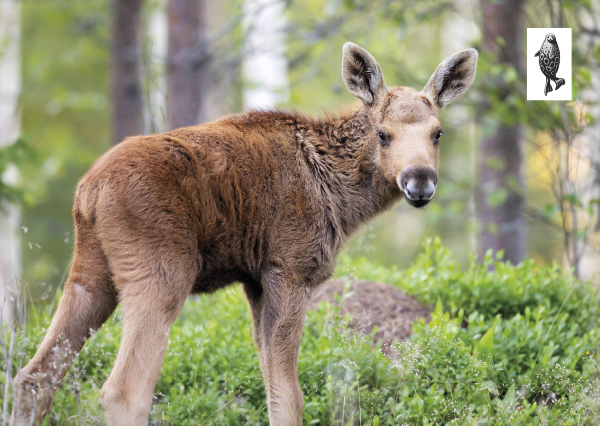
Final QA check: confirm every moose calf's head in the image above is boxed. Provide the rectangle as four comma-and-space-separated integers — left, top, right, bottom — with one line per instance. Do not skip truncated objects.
342, 43, 478, 208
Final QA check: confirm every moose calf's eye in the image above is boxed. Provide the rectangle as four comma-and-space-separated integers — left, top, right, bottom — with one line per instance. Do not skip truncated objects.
434, 130, 443, 145
378, 131, 389, 146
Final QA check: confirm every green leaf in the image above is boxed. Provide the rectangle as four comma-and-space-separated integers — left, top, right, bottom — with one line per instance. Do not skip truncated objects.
487, 188, 508, 207
495, 249, 504, 260
435, 298, 443, 316
578, 67, 591, 84
478, 325, 495, 356
481, 380, 498, 395
562, 193, 582, 207
504, 383, 516, 404
543, 203, 560, 219
505, 67, 518, 83
588, 198, 600, 206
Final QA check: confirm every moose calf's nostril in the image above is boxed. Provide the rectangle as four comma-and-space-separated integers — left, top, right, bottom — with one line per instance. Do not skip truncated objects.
405, 179, 436, 201
423, 181, 436, 200
405, 180, 419, 200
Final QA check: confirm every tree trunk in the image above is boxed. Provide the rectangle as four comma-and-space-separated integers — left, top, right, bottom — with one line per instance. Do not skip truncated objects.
0, 0, 22, 324
167, 0, 209, 129
111, 0, 144, 145
477, 0, 527, 264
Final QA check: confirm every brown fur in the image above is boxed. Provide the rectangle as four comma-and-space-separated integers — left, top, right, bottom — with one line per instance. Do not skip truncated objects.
12, 44, 477, 426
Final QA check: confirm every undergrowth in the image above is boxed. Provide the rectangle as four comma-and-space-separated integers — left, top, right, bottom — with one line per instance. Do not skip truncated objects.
1, 237, 599, 425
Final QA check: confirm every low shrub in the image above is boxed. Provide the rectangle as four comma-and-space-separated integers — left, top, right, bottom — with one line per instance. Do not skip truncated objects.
2, 239, 599, 424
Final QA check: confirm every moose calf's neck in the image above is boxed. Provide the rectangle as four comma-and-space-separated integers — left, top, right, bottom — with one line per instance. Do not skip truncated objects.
300, 106, 400, 237
164, 105, 398, 288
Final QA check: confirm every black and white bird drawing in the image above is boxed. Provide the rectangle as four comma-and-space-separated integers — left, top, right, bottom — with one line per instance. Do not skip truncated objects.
535, 33, 565, 96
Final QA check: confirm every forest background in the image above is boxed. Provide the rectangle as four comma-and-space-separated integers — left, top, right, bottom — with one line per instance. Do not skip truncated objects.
1, 0, 599, 303
2, 1, 600, 424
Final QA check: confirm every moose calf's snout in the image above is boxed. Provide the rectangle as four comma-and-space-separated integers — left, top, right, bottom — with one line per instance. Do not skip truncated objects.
400, 167, 437, 208
405, 179, 436, 200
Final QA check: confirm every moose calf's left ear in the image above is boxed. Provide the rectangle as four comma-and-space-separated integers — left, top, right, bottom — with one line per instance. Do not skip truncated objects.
422, 49, 478, 109
342, 42, 387, 107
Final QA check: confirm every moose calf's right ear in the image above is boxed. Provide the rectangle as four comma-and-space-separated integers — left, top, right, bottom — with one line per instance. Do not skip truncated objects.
342, 42, 387, 107
422, 49, 478, 109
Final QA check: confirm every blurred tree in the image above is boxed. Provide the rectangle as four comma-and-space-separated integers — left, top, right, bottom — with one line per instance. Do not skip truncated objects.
20, 1, 111, 298
167, 0, 209, 128
477, 0, 527, 264
0, 0, 22, 323
143, 0, 168, 134
111, 0, 144, 144
16, 0, 600, 304
243, 0, 288, 109
534, 1, 600, 278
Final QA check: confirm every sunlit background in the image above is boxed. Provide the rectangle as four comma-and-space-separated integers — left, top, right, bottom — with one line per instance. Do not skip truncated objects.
1, 0, 599, 310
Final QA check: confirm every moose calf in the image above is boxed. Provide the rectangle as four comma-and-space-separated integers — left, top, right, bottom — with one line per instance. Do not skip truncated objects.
12, 43, 477, 425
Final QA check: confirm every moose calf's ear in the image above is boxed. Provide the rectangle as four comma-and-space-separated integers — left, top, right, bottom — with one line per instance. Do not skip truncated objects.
342, 42, 387, 107
422, 49, 478, 109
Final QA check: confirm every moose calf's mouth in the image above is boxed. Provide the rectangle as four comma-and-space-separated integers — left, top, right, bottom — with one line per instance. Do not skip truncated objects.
404, 192, 434, 208
397, 181, 434, 208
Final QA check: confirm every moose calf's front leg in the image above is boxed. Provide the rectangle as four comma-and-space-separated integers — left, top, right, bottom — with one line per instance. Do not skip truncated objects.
257, 273, 309, 426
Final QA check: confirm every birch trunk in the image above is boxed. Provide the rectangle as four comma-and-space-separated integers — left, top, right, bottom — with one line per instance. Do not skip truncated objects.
0, 0, 21, 324
144, 0, 168, 134
243, 0, 288, 110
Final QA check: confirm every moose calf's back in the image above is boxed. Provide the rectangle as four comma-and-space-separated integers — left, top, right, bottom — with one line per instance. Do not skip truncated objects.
77, 110, 360, 295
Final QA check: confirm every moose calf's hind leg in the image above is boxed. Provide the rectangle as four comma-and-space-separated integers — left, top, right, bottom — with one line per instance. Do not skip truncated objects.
12, 244, 117, 425
100, 260, 195, 426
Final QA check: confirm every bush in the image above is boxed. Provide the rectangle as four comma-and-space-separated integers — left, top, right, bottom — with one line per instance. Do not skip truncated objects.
2, 239, 599, 424
337, 237, 598, 325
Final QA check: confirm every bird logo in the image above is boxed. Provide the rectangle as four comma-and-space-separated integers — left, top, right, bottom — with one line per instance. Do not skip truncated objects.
535, 33, 565, 96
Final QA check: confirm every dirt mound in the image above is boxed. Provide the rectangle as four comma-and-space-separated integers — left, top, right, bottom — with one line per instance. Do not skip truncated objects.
309, 279, 431, 354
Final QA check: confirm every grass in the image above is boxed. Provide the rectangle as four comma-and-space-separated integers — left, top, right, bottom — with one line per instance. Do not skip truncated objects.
2, 237, 600, 425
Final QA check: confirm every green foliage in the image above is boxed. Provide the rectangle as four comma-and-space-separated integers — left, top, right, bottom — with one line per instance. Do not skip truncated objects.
20, 0, 599, 297
7, 1, 600, 422
338, 237, 598, 326
3, 240, 600, 424
19, 0, 112, 292
0, 138, 38, 205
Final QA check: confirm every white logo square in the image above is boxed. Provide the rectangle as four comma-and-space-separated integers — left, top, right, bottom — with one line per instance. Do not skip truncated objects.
527, 28, 572, 101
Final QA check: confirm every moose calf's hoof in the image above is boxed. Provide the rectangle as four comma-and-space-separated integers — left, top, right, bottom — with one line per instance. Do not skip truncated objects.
11, 373, 54, 426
